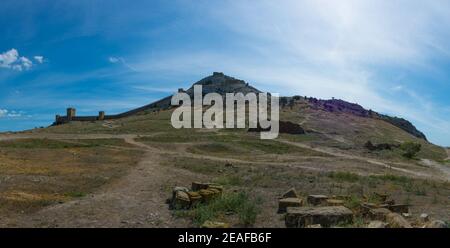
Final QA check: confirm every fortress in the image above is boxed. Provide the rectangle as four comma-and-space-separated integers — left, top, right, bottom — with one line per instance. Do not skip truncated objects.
53, 94, 174, 125
53, 72, 255, 126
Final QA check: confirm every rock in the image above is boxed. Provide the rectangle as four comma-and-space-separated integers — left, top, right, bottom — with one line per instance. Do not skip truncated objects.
386, 204, 409, 214
369, 208, 392, 221
208, 185, 224, 193
386, 213, 412, 228
172, 191, 191, 210
173, 186, 189, 193
199, 189, 217, 202
307, 195, 329, 206
285, 206, 353, 228
306, 224, 322, 228
419, 213, 430, 222
278, 198, 303, 213
360, 202, 378, 215
424, 220, 447, 228
325, 199, 344, 206
368, 221, 388, 228
187, 191, 202, 207
402, 213, 411, 218
192, 182, 211, 191
201, 221, 230, 228
282, 188, 299, 199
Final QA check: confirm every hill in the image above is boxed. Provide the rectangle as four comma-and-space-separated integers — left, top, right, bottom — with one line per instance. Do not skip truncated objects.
0, 72, 448, 228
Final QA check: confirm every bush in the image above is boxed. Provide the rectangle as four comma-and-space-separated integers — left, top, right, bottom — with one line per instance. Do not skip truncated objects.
181, 192, 261, 227
400, 142, 421, 159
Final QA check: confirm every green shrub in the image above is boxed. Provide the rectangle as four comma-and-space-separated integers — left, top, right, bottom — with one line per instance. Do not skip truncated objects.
182, 192, 261, 227
400, 142, 421, 159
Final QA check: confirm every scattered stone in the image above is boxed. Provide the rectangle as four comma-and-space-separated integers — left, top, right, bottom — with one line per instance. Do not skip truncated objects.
199, 189, 217, 203
325, 199, 344, 206
386, 204, 409, 214
306, 224, 322, 228
424, 220, 447, 228
307, 195, 329, 206
187, 191, 202, 207
282, 188, 299, 199
386, 213, 412, 228
368, 221, 388, 228
285, 206, 353, 228
192, 182, 211, 191
419, 213, 430, 222
201, 221, 230, 228
172, 191, 191, 210
402, 213, 411, 218
173, 186, 189, 194
369, 208, 392, 221
278, 198, 303, 213
208, 185, 224, 193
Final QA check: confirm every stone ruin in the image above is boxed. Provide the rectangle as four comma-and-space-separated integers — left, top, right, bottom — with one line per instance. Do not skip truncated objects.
170, 182, 223, 210
54, 107, 109, 125
279, 188, 446, 228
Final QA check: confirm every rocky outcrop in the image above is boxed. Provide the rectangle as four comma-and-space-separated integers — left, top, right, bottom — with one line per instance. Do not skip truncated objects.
306, 97, 427, 140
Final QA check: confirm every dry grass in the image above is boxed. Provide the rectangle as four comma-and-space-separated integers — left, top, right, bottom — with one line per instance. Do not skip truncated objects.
0, 138, 143, 214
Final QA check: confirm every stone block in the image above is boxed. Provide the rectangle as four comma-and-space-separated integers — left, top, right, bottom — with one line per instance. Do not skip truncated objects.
368, 221, 388, 228
187, 191, 202, 207
369, 208, 392, 221
285, 206, 353, 228
282, 188, 299, 199
278, 198, 303, 213
325, 199, 344, 206
192, 182, 211, 191
201, 221, 230, 228
307, 195, 329, 206
199, 189, 216, 203
386, 213, 412, 228
172, 191, 191, 210
386, 204, 409, 214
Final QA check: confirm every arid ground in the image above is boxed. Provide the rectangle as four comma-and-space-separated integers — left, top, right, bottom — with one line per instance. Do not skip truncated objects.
0, 105, 449, 228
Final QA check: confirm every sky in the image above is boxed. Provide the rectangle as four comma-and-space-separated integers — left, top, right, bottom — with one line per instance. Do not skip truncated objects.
0, 0, 449, 146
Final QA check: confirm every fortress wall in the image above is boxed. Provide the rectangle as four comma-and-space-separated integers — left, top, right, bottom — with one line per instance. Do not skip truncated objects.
53, 95, 173, 126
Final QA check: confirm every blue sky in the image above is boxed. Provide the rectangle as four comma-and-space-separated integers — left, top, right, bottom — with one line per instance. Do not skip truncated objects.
0, 0, 449, 146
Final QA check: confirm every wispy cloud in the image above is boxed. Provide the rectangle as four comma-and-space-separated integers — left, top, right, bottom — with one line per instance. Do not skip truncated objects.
108, 56, 137, 72
0, 108, 25, 118
0, 48, 44, 71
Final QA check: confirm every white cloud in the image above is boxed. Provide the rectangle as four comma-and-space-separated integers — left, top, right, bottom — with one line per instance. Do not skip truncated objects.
0, 109, 23, 118
108, 56, 120, 63
0, 48, 43, 71
0, 109, 8, 117
34, 56, 44, 64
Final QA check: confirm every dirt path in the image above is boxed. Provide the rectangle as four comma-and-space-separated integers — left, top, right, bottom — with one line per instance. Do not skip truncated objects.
278, 140, 447, 181
14, 137, 196, 227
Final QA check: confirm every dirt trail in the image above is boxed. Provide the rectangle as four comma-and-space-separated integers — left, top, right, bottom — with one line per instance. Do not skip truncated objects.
278, 140, 447, 181
14, 137, 194, 227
